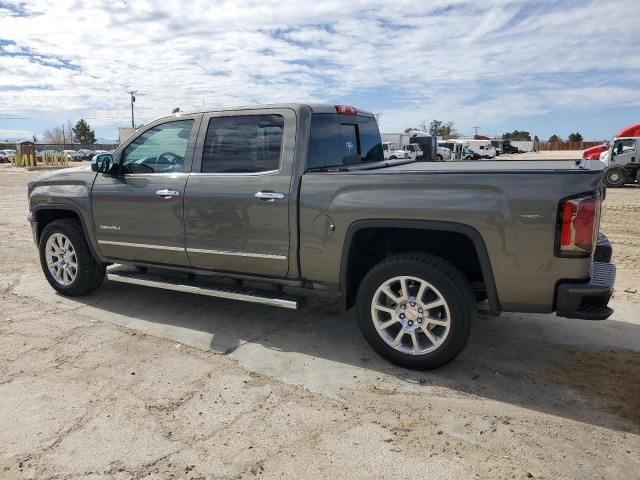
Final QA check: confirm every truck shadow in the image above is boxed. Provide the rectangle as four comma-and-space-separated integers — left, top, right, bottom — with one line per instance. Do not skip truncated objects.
73, 280, 640, 434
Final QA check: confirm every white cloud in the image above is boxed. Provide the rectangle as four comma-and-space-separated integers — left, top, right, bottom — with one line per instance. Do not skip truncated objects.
0, 128, 34, 140
0, 0, 638, 136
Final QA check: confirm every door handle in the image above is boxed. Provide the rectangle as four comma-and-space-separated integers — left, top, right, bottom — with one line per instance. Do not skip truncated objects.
155, 188, 180, 198
254, 191, 285, 202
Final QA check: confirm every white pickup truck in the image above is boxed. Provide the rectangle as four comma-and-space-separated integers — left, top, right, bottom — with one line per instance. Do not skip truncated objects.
382, 142, 410, 160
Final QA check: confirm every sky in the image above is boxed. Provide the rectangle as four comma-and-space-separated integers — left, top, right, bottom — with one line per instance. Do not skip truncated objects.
1, 0, 639, 142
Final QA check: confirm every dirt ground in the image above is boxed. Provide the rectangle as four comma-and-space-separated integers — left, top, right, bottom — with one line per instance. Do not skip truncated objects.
1, 164, 639, 479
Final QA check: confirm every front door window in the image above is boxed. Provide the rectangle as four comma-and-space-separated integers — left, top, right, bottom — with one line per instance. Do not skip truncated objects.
121, 120, 194, 174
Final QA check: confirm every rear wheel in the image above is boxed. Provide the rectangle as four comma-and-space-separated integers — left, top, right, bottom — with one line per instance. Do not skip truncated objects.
603, 166, 627, 188
436, 154, 443, 161
39, 219, 105, 296
356, 253, 474, 370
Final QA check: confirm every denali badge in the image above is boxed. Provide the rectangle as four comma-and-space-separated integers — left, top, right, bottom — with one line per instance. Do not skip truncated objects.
99, 225, 121, 230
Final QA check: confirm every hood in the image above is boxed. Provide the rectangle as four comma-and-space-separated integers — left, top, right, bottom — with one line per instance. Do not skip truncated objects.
27, 165, 95, 195
582, 144, 607, 160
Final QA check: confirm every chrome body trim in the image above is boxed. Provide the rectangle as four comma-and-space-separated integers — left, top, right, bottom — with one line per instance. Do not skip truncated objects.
187, 247, 286, 260
98, 240, 287, 260
98, 240, 184, 252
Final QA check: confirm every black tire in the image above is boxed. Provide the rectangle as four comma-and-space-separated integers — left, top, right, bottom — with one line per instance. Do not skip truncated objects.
603, 166, 627, 188
356, 252, 474, 370
390, 155, 397, 160
39, 219, 105, 296
436, 154, 443, 161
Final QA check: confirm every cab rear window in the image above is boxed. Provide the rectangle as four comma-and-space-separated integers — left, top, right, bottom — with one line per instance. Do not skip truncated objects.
307, 114, 383, 170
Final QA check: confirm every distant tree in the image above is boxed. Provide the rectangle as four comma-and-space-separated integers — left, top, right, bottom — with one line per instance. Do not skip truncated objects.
503, 130, 531, 141
72, 119, 96, 145
568, 132, 583, 142
32, 133, 38, 143
428, 120, 458, 138
404, 127, 415, 133
548, 134, 561, 143
42, 127, 65, 144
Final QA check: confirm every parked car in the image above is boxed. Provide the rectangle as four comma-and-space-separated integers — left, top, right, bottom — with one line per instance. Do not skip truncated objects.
77, 149, 95, 160
491, 140, 520, 154
382, 142, 410, 160
403, 143, 422, 160
435, 146, 452, 161
27, 103, 615, 370
63, 150, 82, 162
0, 151, 8, 163
1, 149, 16, 160
461, 146, 479, 160
460, 140, 497, 159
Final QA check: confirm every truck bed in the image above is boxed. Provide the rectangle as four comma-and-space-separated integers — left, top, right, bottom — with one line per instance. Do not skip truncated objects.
386, 159, 603, 172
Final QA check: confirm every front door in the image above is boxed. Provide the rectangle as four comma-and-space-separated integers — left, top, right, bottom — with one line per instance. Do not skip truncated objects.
612, 139, 637, 166
92, 117, 199, 266
183, 109, 295, 277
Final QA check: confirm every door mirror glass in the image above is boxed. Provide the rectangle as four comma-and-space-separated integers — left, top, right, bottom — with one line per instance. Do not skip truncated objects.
92, 153, 114, 173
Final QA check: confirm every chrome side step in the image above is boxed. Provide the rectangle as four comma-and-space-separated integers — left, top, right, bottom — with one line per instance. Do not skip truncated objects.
106, 266, 302, 310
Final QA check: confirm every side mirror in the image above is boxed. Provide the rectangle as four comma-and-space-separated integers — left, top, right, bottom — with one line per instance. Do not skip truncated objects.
92, 153, 114, 173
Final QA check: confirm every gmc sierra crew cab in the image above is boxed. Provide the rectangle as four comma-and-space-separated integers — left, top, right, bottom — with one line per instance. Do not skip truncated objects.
27, 104, 616, 370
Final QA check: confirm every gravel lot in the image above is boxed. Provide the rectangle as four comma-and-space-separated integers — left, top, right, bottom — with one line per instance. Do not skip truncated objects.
1, 162, 639, 479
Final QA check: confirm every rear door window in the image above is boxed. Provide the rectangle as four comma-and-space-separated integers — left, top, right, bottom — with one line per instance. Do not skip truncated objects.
201, 115, 284, 173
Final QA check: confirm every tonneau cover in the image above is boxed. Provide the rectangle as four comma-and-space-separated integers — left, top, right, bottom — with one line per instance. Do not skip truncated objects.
385, 159, 604, 172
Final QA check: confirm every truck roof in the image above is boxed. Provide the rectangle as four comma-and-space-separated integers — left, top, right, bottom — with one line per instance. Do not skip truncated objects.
159, 104, 375, 121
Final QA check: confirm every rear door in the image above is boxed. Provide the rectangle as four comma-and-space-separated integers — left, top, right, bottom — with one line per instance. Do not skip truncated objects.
91, 117, 199, 265
183, 109, 296, 277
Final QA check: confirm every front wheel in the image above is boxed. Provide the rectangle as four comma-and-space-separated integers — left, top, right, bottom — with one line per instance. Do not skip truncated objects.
39, 219, 105, 296
603, 166, 627, 188
356, 253, 474, 370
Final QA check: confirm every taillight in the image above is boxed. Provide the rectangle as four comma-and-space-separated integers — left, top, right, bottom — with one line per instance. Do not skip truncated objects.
335, 105, 357, 115
557, 194, 600, 257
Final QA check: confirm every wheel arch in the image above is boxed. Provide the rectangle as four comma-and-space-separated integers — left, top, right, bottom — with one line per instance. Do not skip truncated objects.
32, 205, 101, 261
339, 219, 501, 315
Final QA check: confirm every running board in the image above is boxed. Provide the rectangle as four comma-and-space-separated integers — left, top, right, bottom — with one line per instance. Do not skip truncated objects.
106, 267, 302, 310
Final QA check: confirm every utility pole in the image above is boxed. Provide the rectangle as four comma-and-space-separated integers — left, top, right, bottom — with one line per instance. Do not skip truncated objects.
128, 90, 137, 128
61, 123, 65, 146
473, 126, 479, 136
